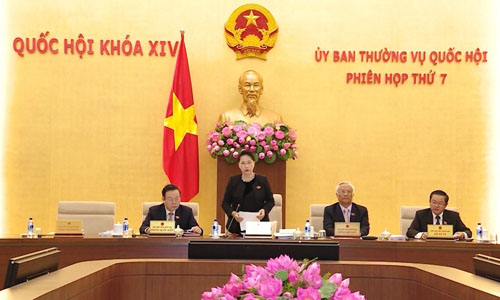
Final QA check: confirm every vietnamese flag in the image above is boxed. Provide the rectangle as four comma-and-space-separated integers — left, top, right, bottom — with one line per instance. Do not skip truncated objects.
163, 31, 199, 202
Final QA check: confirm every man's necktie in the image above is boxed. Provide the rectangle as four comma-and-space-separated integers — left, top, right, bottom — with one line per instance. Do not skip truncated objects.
435, 215, 441, 225
344, 209, 350, 223
168, 212, 174, 221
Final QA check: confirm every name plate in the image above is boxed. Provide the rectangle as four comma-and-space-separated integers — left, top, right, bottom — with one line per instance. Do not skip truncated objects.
334, 222, 360, 237
56, 220, 83, 234
150, 220, 175, 234
427, 224, 453, 238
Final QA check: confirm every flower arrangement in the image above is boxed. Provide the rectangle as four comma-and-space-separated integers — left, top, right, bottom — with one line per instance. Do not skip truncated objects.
201, 255, 365, 300
206, 121, 297, 164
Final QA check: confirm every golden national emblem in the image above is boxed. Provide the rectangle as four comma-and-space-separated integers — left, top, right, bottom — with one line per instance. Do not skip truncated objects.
224, 4, 278, 60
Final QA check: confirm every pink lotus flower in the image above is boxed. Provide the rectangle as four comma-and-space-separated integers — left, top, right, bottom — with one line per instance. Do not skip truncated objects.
247, 126, 257, 136
233, 125, 244, 133
212, 142, 217, 147
206, 145, 212, 151
250, 146, 256, 152
280, 149, 286, 155
328, 273, 343, 285
264, 145, 270, 151
291, 144, 297, 150
265, 255, 300, 274
297, 287, 321, 300
340, 278, 350, 288
250, 123, 261, 130
256, 131, 266, 141
238, 137, 245, 144
272, 145, 278, 151
214, 146, 220, 152
266, 151, 273, 157
243, 265, 267, 290
288, 269, 299, 285
232, 152, 239, 158
223, 150, 230, 157
222, 273, 244, 297
230, 148, 235, 153
275, 130, 285, 140
260, 141, 267, 147
333, 286, 353, 299
263, 126, 274, 136
201, 287, 224, 300
289, 129, 296, 140
270, 140, 277, 146
284, 142, 291, 149
302, 262, 322, 289
218, 140, 225, 146
249, 139, 256, 146
202, 255, 364, 300
244, 145, 250, 150
257, 277, 282, 298
211, 132, 220, 141
258, 153, 265, 160
227, 139, 234, 145
237, 131, 248, 139
222, 127, 233, 137
234, 143, 240, 149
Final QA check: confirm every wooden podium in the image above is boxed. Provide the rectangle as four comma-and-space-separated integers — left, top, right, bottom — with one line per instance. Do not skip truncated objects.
216, 157, 286, 231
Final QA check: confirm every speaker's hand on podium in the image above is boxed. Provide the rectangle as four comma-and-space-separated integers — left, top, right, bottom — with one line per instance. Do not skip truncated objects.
256, 209, 265, 220
232, 211, 244, 223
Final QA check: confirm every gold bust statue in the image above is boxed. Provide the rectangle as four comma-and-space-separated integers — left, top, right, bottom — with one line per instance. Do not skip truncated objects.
218, 70, 283, 125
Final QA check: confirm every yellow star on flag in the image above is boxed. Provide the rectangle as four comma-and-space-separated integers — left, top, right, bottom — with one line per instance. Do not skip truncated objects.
244, 10, 260, 27
164, 92, 198, 151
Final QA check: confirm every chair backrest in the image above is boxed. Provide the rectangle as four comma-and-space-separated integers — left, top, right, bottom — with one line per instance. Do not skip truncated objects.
310, 204, 328, 232
400, 206, 458, 235
269, 194, 282, 230
57, 201, 115, 235
142, 202, 199, 222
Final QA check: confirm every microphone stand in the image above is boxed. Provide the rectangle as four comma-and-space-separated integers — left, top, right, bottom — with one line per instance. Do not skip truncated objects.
226, 204, 240, 238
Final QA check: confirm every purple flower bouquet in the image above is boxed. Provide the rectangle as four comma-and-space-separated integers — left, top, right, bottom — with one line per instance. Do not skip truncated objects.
201, 255, 365, 300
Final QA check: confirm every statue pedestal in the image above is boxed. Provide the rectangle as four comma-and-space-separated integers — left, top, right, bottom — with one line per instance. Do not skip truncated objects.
216, 157, 286, 231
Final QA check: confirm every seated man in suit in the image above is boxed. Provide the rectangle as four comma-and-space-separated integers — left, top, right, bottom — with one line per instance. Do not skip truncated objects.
406, 190, 471, 240
140, 184, 203, 234
323, 181, 370, 236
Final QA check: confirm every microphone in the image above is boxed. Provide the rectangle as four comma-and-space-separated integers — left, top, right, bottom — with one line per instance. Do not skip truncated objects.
226, 204, 240, 233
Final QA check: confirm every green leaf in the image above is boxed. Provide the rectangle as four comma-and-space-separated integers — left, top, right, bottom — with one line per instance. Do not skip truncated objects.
276, 297, 291, 300
225, 156, 237, 164
264, 153, 277, 164
319, 279, 337, 299
234, 120, 248, 126
275, 270, 288, 281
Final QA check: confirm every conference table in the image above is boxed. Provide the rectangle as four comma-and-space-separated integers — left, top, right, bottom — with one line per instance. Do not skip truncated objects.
1, 234, 499, 288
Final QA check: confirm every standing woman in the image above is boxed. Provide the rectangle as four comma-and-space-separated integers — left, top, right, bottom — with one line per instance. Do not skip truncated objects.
222, 150, 275, 234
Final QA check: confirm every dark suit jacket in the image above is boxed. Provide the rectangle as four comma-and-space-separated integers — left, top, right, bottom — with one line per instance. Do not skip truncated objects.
406, 208, 472, 238
140, 204, 202, 234
221, 174, 275, 234
323, 202, 370, 236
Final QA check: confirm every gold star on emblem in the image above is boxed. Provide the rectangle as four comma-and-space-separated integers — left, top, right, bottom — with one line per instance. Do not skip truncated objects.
164, 92, 198, 151
244, 10, 259, 27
